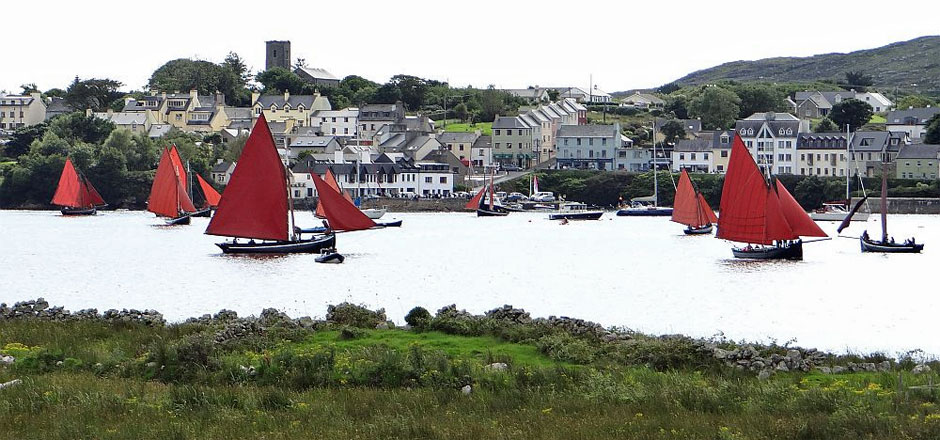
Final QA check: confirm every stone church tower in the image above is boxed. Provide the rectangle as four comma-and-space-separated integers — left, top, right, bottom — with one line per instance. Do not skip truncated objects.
265, 40, 291, 70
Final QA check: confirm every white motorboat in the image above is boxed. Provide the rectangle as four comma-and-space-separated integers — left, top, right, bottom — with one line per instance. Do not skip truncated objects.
810, 202, 870, 222
360, 207, 386, 219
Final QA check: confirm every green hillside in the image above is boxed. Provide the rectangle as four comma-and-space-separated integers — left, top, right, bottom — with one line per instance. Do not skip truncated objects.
673, 36, 940, 93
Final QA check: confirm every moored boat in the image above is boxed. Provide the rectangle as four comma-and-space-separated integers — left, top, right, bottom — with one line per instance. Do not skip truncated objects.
811, 202, 870, 222
52, 158, 106, 216
671, 169, 718, 235
206, 114, 336, 254
716, 134, 828, 260
857, 160, 923, 254
549, 202, 603, 220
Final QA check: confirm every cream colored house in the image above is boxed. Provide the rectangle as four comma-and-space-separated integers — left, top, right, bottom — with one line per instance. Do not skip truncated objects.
796, 133, 849, 178
89, 109, 158, 135
252, 91, 331, 128
122, 90, 230, 133
0, 92, 46, 130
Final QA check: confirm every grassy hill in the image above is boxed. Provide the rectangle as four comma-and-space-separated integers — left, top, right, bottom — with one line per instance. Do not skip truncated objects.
672, 36, 940, 93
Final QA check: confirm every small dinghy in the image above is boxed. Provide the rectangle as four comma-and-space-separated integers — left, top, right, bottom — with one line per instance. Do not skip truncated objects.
315, 248, 345, 264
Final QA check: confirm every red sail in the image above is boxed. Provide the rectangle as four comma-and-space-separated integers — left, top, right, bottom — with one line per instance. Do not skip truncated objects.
775, 180, 827, 237
311, 173, 376, 232
169, 145, 187, 193
206, 114, 289, 241
51, 158, 86, 208
697, 193, 718, 225
83, 177, 106, 206
196, 174, 221, 207
466, 186, 486, 210
148, 148, 195, 217
671, 169, 704, 227
717, 135, 797, 244
316, 169, 352, 217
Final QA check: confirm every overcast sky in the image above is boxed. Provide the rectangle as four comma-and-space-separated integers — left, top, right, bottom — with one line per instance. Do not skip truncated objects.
3, 0, 939, 95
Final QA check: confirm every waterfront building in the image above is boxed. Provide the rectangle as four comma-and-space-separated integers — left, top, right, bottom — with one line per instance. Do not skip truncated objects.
796, 132, 848, 177
671, 138, 712, 173
0, 92, 46, 130
895, 144, 940, 179
849, 130, 910, 177
252, 91, 331, 128
438, 131, 481, 163
555, 123, 620, 170
886, 107, 940, 140
734, 112, 808, 175
359, 102, 405, 140
492, 116, 533, 169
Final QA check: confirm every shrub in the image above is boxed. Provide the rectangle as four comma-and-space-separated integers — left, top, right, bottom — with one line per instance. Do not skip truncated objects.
326, 302, 386, 328
339, 326, 366, 340
535, 333, 597, 365
404, 307, 432, 330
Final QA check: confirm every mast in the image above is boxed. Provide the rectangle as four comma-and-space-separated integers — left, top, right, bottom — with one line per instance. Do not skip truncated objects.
283, 141, 297, 240
845, 125, 851, 202
187, 160, 194, 204
880, 161, 888, 243
652, 121, 658, 207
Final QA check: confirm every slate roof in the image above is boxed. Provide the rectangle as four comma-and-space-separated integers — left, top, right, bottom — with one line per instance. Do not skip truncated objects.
295, 67, 339, 81
289, 136, 337, 148
212, 160, 235, 173
148, 124, 172, 138
93, 112, 149, 125
674, 138, 713, 152
656, 118, 702, 133
886, 107, 940, 125
897, 143, 940, 159
796, 132, 848, 150
793, 91, 857, 109
850, 131, 907, 152
472, 135, 492, 149
711, 130, 735, 150
557, 124, 618, 137
438, 132, 480, 144
492, 116, 530, 129
256, 94, 330, 110
623, 92, 664, 105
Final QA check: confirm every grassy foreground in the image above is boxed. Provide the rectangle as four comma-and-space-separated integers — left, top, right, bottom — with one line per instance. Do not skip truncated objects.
2, 305, 940, 439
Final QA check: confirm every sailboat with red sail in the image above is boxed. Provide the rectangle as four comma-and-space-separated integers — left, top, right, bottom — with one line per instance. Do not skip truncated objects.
476, 171, 509, 216
315, 169, 354, 218
206, 114, 335, 254
148, 146, 198, 225
716, 134, 828, 260
671, 169, 718, 234
52, 158, 106, 215
194, 173, 221, 215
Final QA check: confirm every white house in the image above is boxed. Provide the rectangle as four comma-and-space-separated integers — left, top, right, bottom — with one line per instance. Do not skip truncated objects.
314, 108, 359, 138
886, 107, 940, 140
671, 139, 713, 173
0, 92, 47, 130
734, 112, 809, 175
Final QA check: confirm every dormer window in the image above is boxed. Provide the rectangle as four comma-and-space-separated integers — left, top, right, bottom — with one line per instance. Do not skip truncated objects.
298, 105, 305, 111
786, 128, 792, 135
284, 104, 292, 111
270, 104, 276, 111
746, 128, 754, 136
739, 128, 747, 135
779, 128, 785, 135
720, 135, 729, 144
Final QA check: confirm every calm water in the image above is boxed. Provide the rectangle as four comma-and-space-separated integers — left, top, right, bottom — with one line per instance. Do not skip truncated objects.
1, 209, 937, 355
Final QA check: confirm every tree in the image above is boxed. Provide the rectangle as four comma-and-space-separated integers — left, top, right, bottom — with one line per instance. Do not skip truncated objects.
814, 118, 837, 133
664, 95, 689, 119
733, 84, 785, 118
255, 67, 307, 95
829, 99, 873, 131
20, 83, 39, 95
793, 176, 827, 210
222, 52, 252, 84
65, 77, 125, 111
896, 95, 935, 110
688, 87, 741, 130
48, 112, 115, 145
389, 75, 428, 110
924, 114, 940, 145
659, 120, 686, 145
658, 82, 681, 94
3, 123, 48, 159
149, 59, 241, 101
454, 103, 469, 122
372, 83, 402, 104
844, 71, 873, 92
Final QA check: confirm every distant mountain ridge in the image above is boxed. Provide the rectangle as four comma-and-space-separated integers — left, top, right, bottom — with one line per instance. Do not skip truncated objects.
670, 36, 940, 92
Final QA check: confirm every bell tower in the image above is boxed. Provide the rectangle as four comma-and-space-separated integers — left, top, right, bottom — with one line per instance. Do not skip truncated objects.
265, 40, 291, 70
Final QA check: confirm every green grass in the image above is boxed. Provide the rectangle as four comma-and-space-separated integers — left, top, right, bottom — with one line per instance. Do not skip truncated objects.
870, 114, 887, 124
438, 121, 492, 136
302, 329, 564, 368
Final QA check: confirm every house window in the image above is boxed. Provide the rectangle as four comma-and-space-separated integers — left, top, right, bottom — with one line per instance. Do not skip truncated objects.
564, 139, 569, 146
494, 130, 500, 135
704, 153, 709, 160
691, 153, 697, 160
679, 153, 685, 160
721, 151, 728, 158
577, 138, 582, 146
424, 177, 432, 183
439, 177, 447, 184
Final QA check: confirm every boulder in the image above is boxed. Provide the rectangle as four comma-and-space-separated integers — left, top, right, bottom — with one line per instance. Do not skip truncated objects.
913, 364, 932, 375
460, 385, 472, 395
485, 362, 508, 372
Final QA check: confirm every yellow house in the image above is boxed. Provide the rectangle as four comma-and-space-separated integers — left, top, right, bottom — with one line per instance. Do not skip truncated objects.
709, 130, 734, 174
252, 91, 331, 128
122, 90, 232, 133
89, 109, 158, 135
0, 92, 46, 130
796, 133, 848, 177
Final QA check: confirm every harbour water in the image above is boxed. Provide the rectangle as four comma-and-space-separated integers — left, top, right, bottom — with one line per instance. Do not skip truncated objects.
1, 209, 937, 355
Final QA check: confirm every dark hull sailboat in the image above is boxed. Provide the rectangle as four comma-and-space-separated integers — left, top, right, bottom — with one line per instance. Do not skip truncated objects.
191, 208, 212, 217
716, 135, 828, 260
296, 219, 402, 234
52, 158, 106, 216
165, 214, 192, 225
684, 224, 713, 235
477, 206, 510, 217
616, 206, 673, 216
60, 207, 97, 216
217, 234, 336, 254
860, 237, 923, 253
672, 169, 718, 235
732, 241, 803, 260
207, 114, 336, 255
549, 211, 603, 220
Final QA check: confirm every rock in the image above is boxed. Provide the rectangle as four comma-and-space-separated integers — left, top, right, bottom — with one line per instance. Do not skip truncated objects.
375, 322, 390, 330
758, 369, 774, 380
460, 385, 472, 395
55, 360, 64, 367
832, 366, 847, 374
913, 364, 932, 375
713, 348, 731, 360
785, 349, 802, 362
0, 379, 22, 390
775, 363, 790, 372
0, 355, 14, 365
877, 361, 891, 372
485, 362, 508, 372
145, 362, 158, 369
816, 366, 832, 374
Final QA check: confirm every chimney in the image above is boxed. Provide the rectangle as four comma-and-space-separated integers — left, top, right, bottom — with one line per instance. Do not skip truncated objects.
333, 150, 344, 164
189, 89, 198, 100
251, 92, 260, 106
284, 90, 290, 103
215, 91, 225, 108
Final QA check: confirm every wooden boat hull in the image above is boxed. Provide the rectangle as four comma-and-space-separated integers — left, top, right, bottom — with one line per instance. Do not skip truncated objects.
732, 241, 803, 260
684, 224, 713, 235
549, 211, 603, 220
191, 208, 212, 217
860, 237, 923, 253
216, 234, 336, 254
616, 207, 673, 216
315, 252, 345, 264
60, 207, 97, 216
376, 219, 402, 227
477, 208, 509, 217
165, 215, 191, 226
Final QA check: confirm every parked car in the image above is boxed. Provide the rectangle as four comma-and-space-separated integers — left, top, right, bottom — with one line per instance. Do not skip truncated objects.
495, 191, 507, 200
530, 192, 555, 202
399, 191, 417, 199
505, 192, 526, 202
454, 191, 470, 198
501, 164, 522, 172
